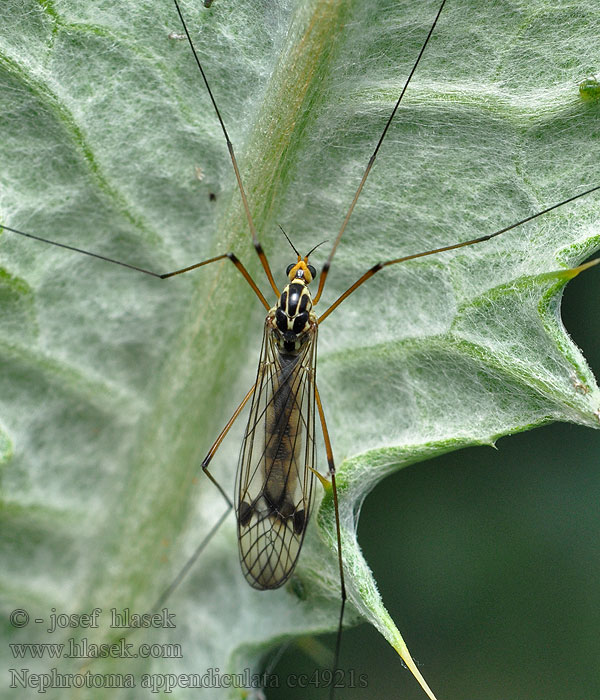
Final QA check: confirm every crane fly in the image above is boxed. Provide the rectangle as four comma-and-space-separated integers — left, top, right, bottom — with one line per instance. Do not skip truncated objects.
235, 241, 320, 589
2, 0, 600, 698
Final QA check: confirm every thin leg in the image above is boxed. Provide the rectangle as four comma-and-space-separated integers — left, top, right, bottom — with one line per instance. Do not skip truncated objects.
314, 383, 346, 700
76, 499, 231, 679
162, 253, 270, 310
4, 2, 281, 303
4, 1, 282, 304
172, 0, 280, 298
151, 504, 231, 612
152, 381, 257, 609
201, 382, 257, 508
1, 225, 271, 310
317, 185, 600, 324
312, 0, 447, 305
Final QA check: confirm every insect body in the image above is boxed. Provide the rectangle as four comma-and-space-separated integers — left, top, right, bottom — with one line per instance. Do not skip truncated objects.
2, 1, 600, 699
237, 257, 318, 589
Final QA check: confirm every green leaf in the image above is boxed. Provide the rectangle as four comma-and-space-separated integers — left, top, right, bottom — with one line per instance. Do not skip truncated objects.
1, 1, 599, 699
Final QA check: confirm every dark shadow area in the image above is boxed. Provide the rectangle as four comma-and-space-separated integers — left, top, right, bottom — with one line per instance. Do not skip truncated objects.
270, 256, 600, 699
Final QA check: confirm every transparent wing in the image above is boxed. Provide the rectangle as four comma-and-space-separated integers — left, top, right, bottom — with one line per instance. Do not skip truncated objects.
236, 318, 318, 590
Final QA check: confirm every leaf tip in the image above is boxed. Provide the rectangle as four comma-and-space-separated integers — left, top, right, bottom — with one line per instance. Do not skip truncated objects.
561, 257, 600, 280
309, 465, 332, 493
392, 637, 440, 700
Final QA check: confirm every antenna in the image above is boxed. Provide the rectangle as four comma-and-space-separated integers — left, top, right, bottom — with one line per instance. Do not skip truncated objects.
278, 224, 301, 257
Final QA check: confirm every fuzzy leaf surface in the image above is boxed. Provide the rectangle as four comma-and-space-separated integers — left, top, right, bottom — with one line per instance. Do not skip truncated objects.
1, 1, 599, 698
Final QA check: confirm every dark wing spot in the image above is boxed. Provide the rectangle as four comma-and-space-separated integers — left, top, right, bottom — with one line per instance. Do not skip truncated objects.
293, 509, 306, 535
239, 501, 253, 527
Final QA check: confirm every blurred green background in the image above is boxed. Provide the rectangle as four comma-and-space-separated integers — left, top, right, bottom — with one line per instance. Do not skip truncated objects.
271, 261, 600, 699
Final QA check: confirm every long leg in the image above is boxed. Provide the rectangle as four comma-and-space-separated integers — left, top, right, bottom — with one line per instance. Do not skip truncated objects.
201, 382, 256, 507
79, 380, 257, 669
317, 185, 600, 324
313, 383, 346, 700
2, 0, 281, 308
151, 504, 231, 612
1, 224, 270, 310
151, 381, 257, 610
312, 0, 447, 305
315, 388, 441, 700
172, 0, 280, 298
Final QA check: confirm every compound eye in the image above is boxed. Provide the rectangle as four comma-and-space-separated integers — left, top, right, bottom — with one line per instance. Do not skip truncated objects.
308, 264, 317, 279
286, 263, 295, 276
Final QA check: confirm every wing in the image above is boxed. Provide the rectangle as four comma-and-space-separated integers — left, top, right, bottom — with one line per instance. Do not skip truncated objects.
235, 318, 318, 590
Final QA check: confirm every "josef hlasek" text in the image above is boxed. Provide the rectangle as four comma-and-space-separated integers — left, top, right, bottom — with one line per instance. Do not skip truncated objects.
47, 608, 176, 633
